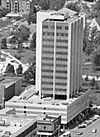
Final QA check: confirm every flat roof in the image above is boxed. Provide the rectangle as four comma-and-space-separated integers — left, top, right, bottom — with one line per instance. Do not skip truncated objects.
0, 114, 37, 137
48, 8, 78, 20
6, 12, 22, 17
0, 76, 21, 88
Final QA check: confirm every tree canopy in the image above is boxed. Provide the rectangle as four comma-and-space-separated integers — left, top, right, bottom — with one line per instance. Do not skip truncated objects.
10, 25, 30, 49
30, 32, 36, 49
93, 48, 100, 69
92, 0, 100, 18
26, 0, 66, 25
0, 7, 10, 18
66, 2, 81, 12
1, 38, 7, 49
83, 26, 100, 55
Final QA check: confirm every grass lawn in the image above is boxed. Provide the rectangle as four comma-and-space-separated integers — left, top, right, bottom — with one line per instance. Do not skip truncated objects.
2, 49, 36, 64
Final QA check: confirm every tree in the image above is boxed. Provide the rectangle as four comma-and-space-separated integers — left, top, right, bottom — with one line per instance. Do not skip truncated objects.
5, 63, 15, 74
90, 78, 96, 88
39, 0, 50, 10
0, 7, 10, 18
11, 25, 30, 49
92, 0, 100, 18
27, 0, 66, 24
66, 2, 81, 12
23, 63, 35, 85
27, 12, 36, 25
93, 48, 100, 69
30, 32, 36, 49
1, 38, 7, 49
85, 26, 98, 55
16, 64, 23, 75
50, 0, 66, 10
83, 24, 90, 52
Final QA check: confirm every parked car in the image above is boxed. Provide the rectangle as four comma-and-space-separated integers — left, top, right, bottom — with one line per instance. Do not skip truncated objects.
63, 131, 71, 137
78, 123, 87, 128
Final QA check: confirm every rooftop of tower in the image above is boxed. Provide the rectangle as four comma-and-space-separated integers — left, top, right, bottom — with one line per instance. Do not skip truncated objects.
48, 7, 78, 21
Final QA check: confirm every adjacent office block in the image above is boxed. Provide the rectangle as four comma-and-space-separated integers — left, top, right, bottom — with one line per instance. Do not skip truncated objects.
36, 8, 85, 99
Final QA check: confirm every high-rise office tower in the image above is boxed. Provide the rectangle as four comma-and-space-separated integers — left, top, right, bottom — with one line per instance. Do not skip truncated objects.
36, 8, 85, 100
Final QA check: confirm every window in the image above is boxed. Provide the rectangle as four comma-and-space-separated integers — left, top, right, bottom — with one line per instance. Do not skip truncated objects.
56, 70, 67, 73
42, 75, 53, 79
56, 76, 67, 79
42, 50, 54, 54
65, 26, 68, 30
57, 46, 68, 49
42, 57, 54, 60
56, 39, 68, 43
42, 69, 53, 72
43, 25, 48, 29
42, 81, 53, 85
56, 64, 67, 67
57, 26, 62, 29
56, 51, 67, 55
56, 82, 67, 86
56, 58, 67, 61
55, 88, 66, 91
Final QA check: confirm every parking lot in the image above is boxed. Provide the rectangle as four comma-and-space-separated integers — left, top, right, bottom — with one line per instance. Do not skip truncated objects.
71, 115, 100, 137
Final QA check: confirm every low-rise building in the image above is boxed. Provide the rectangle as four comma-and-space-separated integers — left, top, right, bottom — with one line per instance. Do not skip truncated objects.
0, 113, 37, 137
5, 89, 93, 128
37, 115, 61, 137
0, 74, 22, 108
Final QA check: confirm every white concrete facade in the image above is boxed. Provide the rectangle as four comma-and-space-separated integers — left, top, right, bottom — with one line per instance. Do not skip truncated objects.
36, 11, 55, 99
36, 9, 85, 99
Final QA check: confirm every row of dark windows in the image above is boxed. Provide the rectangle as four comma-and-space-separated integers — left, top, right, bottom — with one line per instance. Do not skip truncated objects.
56, 64, 67, 67
42, 45, 54, 48
42, 87, 53, 91
56, 51, 67, 55
42, 69, 67, 73
42, 70, 67, 75
56, 70, 67, 73
42, 57, 54, 60
42, 57, 67, 62
43, 32, 54, 36
42, 75, 67, 79
55, 88, 66, 92
43, 39, 68, 43
42, 69, 53, 72
56, 39, 68, 43
57, 33, 68, 37
43, 32, 68, 37
42, 75, 53, 79
42, 50, 67, 55
42, 50, 54, 54
42, 38, 54, 42
56, 58, 67, 61
42, 45, 68, 49
42, 63, 67, 67
56, 45, 68, 49
42, 87, 66, 92
43, 25, 68, 30
42, 81, 67, 86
